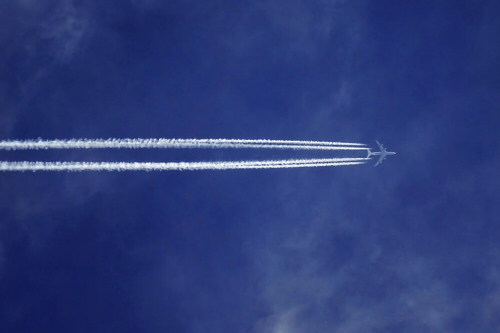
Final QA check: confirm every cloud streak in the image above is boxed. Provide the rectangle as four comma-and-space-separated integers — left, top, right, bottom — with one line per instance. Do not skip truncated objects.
0, 138, 366, 150
0, 158, 368, 172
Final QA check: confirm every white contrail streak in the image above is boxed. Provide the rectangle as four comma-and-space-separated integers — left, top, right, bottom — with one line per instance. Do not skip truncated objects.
0, 158, 368, 172
172, 139, 366, 146
0, 138, 366, 151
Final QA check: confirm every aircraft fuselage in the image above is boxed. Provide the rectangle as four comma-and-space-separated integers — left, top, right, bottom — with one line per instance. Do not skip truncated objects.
367, 141, 396, 166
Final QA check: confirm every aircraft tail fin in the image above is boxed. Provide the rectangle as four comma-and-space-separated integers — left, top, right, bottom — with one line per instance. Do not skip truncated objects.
366, 149, 372, 158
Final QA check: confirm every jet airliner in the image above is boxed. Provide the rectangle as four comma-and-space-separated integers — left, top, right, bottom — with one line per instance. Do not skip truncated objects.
366, 140, 396, 167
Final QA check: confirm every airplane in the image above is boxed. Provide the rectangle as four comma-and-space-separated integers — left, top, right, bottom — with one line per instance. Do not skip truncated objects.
366, 140, 396, 167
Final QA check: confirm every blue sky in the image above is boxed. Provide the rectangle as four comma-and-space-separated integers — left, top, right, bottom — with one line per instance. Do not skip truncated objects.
1, 0, 500, 332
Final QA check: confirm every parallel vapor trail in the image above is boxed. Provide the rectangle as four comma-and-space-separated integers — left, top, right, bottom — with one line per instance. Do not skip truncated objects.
172, 139, 366, 146
0, 158, 369, 172
0, 138, 366, 151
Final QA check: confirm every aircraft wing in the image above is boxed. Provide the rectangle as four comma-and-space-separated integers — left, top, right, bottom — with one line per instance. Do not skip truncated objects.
375, 140, 384, 151
374, 155, 385, 167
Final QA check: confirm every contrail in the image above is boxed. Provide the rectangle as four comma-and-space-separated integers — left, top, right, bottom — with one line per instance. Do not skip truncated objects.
172, 139, 366, 146
0, 158, 368, 172
0, 138, 366, 151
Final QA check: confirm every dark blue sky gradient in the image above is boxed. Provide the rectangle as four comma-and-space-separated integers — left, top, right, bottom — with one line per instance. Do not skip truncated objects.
1, 1, 500, 332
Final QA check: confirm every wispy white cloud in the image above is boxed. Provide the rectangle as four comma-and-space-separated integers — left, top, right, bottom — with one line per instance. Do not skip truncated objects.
246, 181, 465, 333
0, 0, 93, 137
483, 256, 500, 329
215, 0, 362, 62
257, 0, 342, 57
6, 0, 92, 63
255, 307, 303, 333
0, 242, 4, 279
40, 0, 91, 61
253, 245, 460, 332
